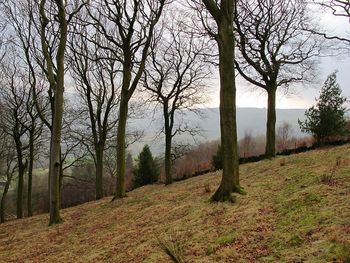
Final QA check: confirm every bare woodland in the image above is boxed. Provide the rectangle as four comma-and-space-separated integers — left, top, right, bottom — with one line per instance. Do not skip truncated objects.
0, 0, 348, 226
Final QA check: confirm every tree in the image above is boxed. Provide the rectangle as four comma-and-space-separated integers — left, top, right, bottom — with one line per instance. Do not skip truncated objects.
277, 122, 293, 152
0, 56, 31, 219
143, 14, 210, 185
38, 0, 88, 225
0, 124, 17, 223
239, 130, 256, 158
133, 145, 159, 188
87, 0, 167, 199
68, 12, 119, 200
234, 0, 323, 157
192, 0, 242, 201
299, 72, 347, 144
0, 0, 47, 218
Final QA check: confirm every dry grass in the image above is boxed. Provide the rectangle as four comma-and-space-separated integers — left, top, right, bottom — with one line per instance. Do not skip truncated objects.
1, 145, 350, 262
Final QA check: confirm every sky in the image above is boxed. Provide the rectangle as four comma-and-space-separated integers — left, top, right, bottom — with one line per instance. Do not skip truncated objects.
208, 10, 350, 110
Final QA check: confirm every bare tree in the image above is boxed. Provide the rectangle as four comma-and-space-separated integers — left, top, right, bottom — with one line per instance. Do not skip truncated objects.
87, 0, 167, 199
0, 56, 31, 219
0, 119, 17, 223
38, 0, 88, 225
239, 130, 256, 158
277, 121, 293, 152
0, 0, 49, 217
234, 0, 323, 157
68, 12, 120, 200
143, 16, 210, 185
191, 0, 243, 202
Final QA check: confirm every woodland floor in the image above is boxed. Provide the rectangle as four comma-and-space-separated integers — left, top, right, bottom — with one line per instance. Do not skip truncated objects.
0, 145, 350, 263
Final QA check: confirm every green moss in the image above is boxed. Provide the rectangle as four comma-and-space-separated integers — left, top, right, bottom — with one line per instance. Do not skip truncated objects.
259, 255, 277, 262
206, 245, 215, 255
216, 231, 236, 246
289, 233, 304, 247
142, 252, 163, 263
325, 242, 350, 262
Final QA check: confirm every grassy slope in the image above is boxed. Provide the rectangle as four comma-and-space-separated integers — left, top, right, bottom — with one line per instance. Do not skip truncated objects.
0, 145, 350, 263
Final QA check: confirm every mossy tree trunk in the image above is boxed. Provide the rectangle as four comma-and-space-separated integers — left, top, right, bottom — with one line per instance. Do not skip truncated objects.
40, 0, 68, 225
202, 0, 241, 202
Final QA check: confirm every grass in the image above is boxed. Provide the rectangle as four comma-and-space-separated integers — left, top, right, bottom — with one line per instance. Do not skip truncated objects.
1, 145, 350, 262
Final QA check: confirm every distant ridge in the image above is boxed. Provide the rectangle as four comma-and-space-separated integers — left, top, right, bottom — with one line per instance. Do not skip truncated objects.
128, 107, 307, 155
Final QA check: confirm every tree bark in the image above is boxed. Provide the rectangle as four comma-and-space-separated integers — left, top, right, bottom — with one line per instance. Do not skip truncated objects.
16, 166, 24, 219
47, 0, 67, 225
265, 88, 276, 157
49, 91, 64, 225
114, 94, 128, 199
210, 6, 240, 202
163, 103, 172, 185
15, 141, 26, 219
95, 144, 104, 199
27, 136, 34, 217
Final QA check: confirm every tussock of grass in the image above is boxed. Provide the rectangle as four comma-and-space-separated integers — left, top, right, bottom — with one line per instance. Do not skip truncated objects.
0, 145, 350, 262
157, 233, 185, 263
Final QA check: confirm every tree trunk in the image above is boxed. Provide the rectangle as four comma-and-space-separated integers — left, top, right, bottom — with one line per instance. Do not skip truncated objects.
49, 92, 64, 225
59, 159, 63, 201
16, 166, 24, 219
163, 103, 172, 185
95, 145, 104, 199
27, 132, 34, 217
48, 0, 67, 226
265, 88, 276, 158
0, 179, 11, 223
211, 14, 241, 202
114, 94, 128, 199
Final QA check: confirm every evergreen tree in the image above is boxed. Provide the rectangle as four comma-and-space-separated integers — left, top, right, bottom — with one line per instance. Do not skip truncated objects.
299, 72, 347, 145
133, 145, 159, 188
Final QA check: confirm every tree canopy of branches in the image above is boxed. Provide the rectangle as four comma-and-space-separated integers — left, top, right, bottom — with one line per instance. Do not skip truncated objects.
312, 0, 350, 45
299, 72, 347, 144
68, 11, 120, 200
143, 14, 210, 185
234, 0, 323, 157
0, 56, 32, 219
87, 0, 167, 200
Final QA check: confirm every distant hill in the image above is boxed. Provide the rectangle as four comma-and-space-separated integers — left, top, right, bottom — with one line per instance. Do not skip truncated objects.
128, 107, 307, 155
1, 144, 349, 262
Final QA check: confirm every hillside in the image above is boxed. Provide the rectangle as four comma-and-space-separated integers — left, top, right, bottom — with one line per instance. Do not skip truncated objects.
0, 145, 350, 262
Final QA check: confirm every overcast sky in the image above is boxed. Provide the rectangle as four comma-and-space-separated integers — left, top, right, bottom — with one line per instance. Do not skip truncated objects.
208, 10, 350, 109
